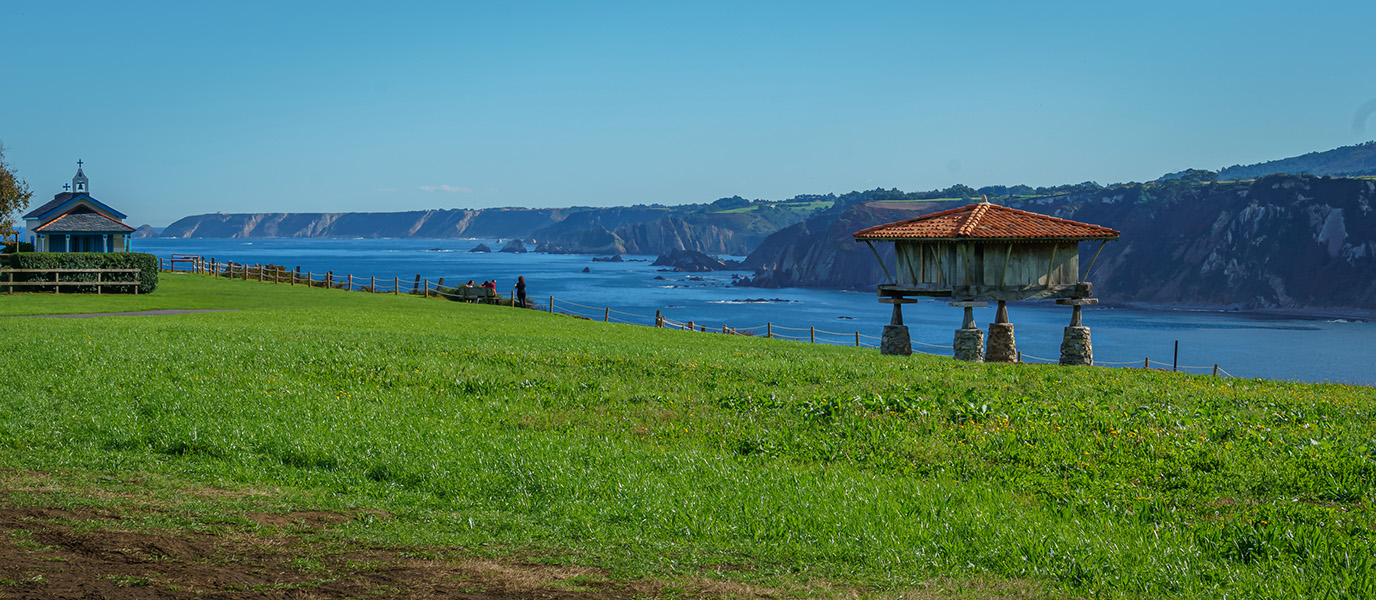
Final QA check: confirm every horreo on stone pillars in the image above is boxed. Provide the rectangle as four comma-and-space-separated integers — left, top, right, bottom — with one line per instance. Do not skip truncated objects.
852, 196, 1120, 366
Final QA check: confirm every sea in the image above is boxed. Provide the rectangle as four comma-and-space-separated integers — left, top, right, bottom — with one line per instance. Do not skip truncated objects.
134, 237, 1376, 387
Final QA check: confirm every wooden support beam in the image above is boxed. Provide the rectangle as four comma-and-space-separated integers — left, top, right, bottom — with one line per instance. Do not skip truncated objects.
864, 240, 893, 284
1081, 240, 1108, 283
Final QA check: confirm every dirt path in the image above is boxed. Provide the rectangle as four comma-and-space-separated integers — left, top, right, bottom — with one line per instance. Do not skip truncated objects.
0, 503, 699, 599
2, 310, 238, 319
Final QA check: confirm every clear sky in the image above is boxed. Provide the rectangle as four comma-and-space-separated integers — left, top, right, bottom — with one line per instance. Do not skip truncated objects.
3, 0, 1374, 226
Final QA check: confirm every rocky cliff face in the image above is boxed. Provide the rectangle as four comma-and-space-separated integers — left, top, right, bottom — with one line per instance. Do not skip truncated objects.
160, 205, 804, 258
160, 208, 577, 240
533, 210, 802, 255
1024, 175, 1376, 310
740, 175, 1376, 311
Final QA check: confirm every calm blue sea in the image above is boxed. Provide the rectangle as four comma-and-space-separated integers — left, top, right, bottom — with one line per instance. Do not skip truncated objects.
134, 238, 1376, 386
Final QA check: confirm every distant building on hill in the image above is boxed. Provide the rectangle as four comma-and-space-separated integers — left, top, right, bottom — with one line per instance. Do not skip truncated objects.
21, 161, 135, 252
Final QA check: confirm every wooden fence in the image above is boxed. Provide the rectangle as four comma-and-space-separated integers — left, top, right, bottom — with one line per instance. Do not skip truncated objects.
159, 256, 881, 348
156, 255, 1236, 374
2, 268, 142, 294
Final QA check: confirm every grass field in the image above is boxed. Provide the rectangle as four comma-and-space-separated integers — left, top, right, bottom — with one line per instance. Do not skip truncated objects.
2, 273, 1373, 598
712, 201, 834, 214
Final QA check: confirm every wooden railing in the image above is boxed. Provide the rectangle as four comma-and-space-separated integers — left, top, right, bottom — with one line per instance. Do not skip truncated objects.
2, 268, 142, 294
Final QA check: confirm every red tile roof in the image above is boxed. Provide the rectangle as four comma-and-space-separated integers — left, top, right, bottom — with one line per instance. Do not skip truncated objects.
853, 202, 1119, 241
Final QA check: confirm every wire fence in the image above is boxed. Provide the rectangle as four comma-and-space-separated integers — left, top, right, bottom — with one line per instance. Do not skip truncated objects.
161, 255, 1233, 375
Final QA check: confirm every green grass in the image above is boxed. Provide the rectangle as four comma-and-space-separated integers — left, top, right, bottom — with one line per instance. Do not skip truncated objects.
713, 201, 834, 214
864, 197, 968, 204
1, 274, 1373, 598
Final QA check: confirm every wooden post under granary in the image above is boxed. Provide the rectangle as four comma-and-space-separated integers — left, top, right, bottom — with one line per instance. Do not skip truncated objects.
853, 199, 1119, 365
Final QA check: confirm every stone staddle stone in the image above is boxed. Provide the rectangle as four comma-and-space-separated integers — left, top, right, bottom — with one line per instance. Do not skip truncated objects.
1060, 326, 1093, 366
953, 328, 984, 362
986, 322, 1017, 362
881, 324, 912, 356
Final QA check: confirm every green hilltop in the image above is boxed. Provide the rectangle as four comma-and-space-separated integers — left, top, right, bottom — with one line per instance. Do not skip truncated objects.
1, 274, 1372, 598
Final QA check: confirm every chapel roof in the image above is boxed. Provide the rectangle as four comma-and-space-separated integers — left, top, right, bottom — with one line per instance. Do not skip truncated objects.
23, 192, 80, 219
32, 205, 136, 234
22, 191, 127, 221
853, 201, 1119, 241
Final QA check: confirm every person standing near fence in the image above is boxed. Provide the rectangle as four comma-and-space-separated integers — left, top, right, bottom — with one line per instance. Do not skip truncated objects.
515, 275, 527, 308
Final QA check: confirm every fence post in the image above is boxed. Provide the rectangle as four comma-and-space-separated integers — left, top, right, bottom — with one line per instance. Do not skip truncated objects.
549, 296, 554, 313
766, 323, 772, 338
394, 276, 399, 295
655, 310, 662, 326
855, 331, 860, 347
370, 276, 375, 292
326, 271, 333, 288
307, 271, 312, 287
810, 326, 815, 343
688, 320, 694, 331
1213, 364, 1219, 377
258, 266, 264, 282
604, 307, 610, 322
1173, 340, 1179, 372
413, 274, 421, 295
1144, 358, 1149, 369
424, 279, 430, 297
347, 274, 353, 291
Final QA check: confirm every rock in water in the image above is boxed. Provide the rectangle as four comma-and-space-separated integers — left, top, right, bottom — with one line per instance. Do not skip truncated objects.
469, 243, 492, 253
499, 239, 528, 253
651, 248, 744, 272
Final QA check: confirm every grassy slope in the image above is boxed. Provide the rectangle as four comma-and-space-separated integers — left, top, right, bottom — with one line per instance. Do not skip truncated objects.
1, 274, 1373, 598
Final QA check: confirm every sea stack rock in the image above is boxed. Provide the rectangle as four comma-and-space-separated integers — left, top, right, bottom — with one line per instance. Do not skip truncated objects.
469, 243, 492, 253
499, 239, 528, 253
652, 248, 742, 272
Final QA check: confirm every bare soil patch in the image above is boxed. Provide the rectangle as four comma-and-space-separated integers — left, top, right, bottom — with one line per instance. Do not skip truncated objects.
0, 473, 1044, 600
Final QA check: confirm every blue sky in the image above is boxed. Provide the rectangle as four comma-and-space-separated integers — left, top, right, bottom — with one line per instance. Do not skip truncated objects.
3, 1, 1374, 226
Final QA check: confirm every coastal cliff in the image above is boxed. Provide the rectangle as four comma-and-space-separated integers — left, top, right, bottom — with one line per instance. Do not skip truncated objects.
162, 203, 809, 257
160, 208, 575, 240
739, 175, 1376, 312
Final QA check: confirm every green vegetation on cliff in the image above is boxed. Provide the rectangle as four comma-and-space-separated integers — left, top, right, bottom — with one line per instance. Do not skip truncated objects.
1, 275, 1372, 598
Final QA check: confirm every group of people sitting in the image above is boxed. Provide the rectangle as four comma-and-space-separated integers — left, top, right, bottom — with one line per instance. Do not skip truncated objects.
456, 276, 527, 308
462, 279, 498, 291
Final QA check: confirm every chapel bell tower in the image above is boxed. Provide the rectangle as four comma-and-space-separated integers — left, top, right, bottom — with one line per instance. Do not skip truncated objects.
72, 160, 89, 194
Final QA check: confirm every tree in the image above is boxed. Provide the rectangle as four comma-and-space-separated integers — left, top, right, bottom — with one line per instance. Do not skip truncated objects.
1, 142, 34, 237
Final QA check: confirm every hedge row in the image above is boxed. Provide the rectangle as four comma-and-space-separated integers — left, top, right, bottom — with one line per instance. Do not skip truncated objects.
7, 252, 159, 294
